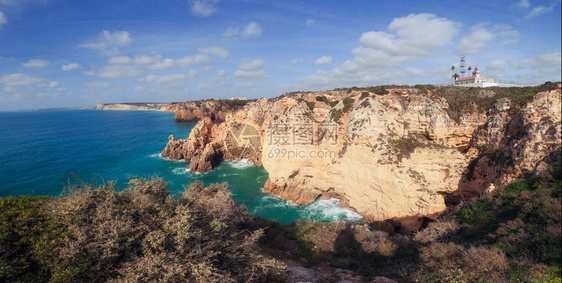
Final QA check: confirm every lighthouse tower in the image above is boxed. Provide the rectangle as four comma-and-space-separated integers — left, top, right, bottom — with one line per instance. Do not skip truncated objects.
472, 66, 480, 78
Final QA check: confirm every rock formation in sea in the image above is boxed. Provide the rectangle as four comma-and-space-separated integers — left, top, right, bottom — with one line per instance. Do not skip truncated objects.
162, 84, 562, 233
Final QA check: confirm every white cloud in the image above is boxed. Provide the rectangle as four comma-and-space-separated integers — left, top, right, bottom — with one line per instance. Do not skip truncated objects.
198, 46, 230, 59
296, 14, 460, 89
48, 81, 59, 88
141, 70, 198, 89
85, 81, 115, 89
456, 24, 520, 55
79, 30, 133, 56
512, 52, 562, 69
0, 92, 24, 103
85, 52, 213, 79
456, 28, 495, 55
0, 10, 6, 28
305, 19, 315, 27
0, 73, 48, 87
61, 63, 81, 71
350, 13, 457, 69
150, 58, 175, 70
222, 27, 239, 37
84, 65, 143, 79
242, 22, 262, 38
517, 0, 560, 19
314, 56, 332, 65
223, 22, 262, 38
0, 56, 14, 63
291, 58, 303, 65
234, 58, 269, 80
190, 0, 219, 17
109, 54, 177, 70
516, 0, 530, 8
486, 60, 506, 70
176, 54, 212, 68
527, 4, 555, 18
22, 59, 49, 68
492, 24, 521, 46
198, 69, 232, 90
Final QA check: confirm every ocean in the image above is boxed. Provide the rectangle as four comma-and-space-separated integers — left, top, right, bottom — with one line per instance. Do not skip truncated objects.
0, 110, 362, 224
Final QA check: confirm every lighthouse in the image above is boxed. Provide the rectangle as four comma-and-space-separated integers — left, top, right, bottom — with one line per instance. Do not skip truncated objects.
454, 65, 495, 86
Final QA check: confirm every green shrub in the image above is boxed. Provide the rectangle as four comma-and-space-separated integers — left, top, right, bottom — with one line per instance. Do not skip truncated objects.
315, 95, 328, 103
306, 101, 315, 111
342, 97, 355, 112
360, 92, 370, 100
371, 86, 389, 95
0, 196, 65, 282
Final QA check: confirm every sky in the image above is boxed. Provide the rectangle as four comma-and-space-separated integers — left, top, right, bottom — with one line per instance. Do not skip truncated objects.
0, 0, 560, 111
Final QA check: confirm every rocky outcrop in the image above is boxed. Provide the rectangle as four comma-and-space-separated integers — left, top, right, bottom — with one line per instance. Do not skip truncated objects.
165, 100, 247, 122
161, 117, 224, 172
454, 89, 562, 199
162, 86, 561, 233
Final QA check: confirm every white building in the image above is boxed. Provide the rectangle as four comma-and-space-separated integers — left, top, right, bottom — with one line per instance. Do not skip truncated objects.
455, 66, 495, 86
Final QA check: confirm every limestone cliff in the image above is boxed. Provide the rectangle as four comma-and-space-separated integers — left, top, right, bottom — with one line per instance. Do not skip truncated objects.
95, 103, 168, 111
165, 100, 250, 122
161, 85, 561, 233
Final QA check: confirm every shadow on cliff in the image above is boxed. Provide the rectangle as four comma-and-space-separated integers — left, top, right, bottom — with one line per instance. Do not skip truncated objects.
258, 220, 420, 280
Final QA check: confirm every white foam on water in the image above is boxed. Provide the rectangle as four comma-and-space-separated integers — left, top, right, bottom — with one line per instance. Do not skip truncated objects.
149, 152, 185, 163
256, 176, 266, 183
148, 153, 162, 158
171, 167, 190, 175
222, 173, 240, 177
226, 159, 255, 169
302, 198, 364, 223
251, 192, 296, 214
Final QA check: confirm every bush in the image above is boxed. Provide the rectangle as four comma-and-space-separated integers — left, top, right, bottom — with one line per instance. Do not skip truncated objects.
315, 95, 328, 103
419, 243, 508, 282
342, 97, 355, 112
414, 220, 459, 244
371, 86, 389, 95
3, 177, 285, 282
306, 101, 315, 111
0, 196, 65, 282
360, 92, 370, 100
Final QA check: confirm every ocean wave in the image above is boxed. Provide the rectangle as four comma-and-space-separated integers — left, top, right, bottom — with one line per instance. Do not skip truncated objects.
226, 159, 255, 169
222, 173, 240, 177
148, 153, 162, 158
171, 167, 190, 175
302, 198, 364, 223
148, 153, 185, 162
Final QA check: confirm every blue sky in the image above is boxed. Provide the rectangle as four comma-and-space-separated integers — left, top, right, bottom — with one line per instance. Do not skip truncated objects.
0, 0, 560, 111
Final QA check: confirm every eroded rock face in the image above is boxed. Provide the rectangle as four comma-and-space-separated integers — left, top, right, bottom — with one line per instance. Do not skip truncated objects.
457, 89, 562, 198
165, 100, 235, 122
162, 87, 562, 233
161, 117, 224, 172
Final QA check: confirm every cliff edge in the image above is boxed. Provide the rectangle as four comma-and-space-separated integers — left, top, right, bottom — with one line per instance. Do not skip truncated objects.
162, 84, 561, 233
165, 99, 252, 122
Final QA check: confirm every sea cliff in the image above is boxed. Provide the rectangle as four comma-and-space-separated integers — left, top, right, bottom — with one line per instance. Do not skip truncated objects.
95, 103, 169, 111
162, 84, 562, 233
165, 99, 251, 122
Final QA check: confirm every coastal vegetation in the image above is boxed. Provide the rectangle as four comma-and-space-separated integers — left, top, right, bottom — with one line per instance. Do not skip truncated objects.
1, 164, 560, 282
1, 178, 284, 282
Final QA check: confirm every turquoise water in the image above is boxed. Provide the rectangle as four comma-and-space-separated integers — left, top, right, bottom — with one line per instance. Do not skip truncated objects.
0, 110, 362, 224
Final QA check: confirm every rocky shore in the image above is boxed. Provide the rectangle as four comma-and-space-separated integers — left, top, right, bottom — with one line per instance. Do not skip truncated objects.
162, 84, 562, 233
